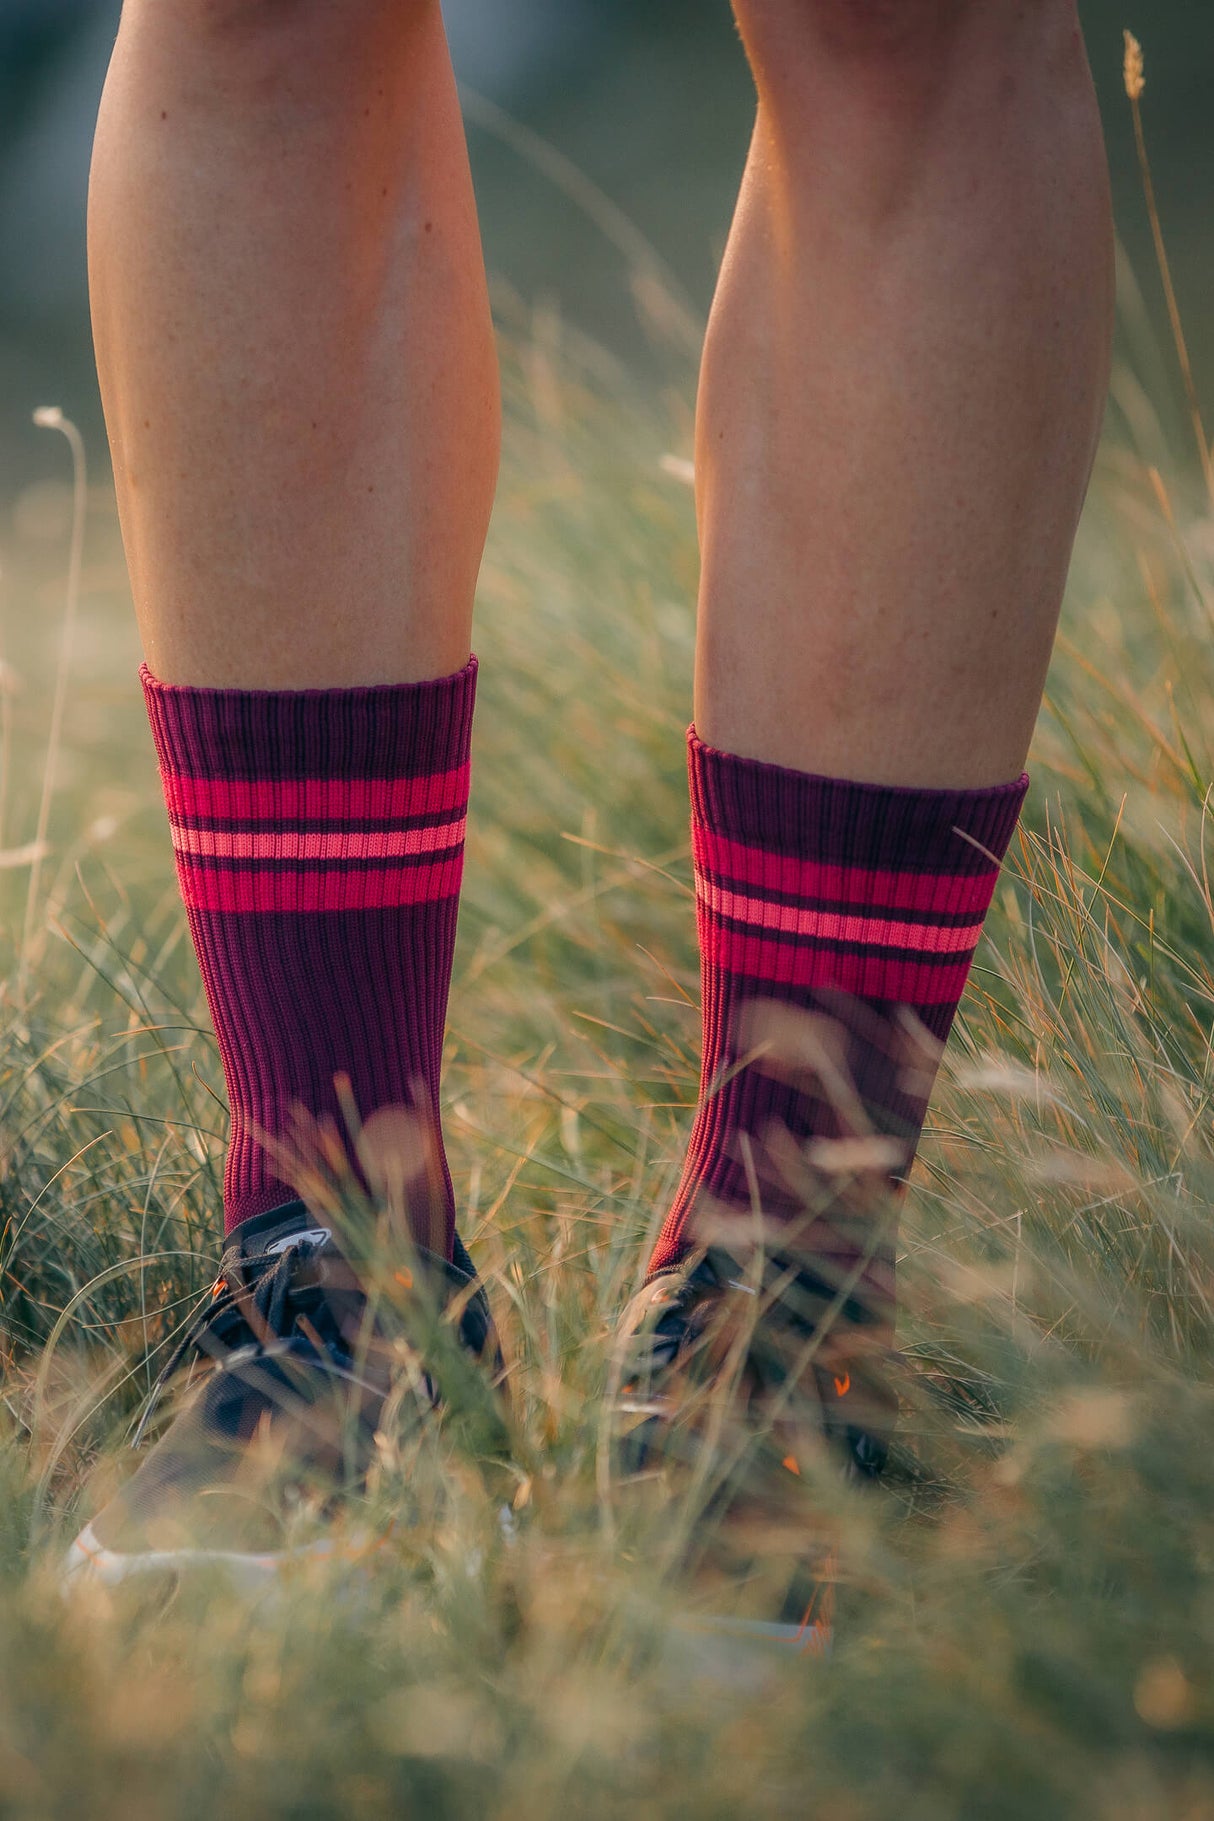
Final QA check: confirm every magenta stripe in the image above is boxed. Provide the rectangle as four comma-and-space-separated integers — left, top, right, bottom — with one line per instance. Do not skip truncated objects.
162, 763, 471, 825
692, 823, 999, 917
704, 923, 977, 1004
171, 815, 466, 863
175, 854, 464, 914
697, 879, 985, 955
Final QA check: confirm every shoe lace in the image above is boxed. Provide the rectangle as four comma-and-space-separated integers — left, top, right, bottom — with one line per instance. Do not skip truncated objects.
133, 1236, 344, 1447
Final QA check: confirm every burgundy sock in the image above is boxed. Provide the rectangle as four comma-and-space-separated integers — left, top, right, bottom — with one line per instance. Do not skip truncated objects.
142, 658, 476, 1252
649, 732, 1027, 1313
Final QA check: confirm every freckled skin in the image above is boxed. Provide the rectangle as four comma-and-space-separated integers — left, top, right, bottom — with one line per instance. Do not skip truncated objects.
89, 0, 498, 688
695, 0, 1113, 785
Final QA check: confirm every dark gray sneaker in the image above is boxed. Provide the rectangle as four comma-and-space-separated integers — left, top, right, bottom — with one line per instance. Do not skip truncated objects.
64, 1201, 497, 1591
612, 1246, 897, 1651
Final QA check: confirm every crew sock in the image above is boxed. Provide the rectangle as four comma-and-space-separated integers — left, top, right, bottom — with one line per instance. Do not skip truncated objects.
142, 658, 476, 1251
649, 731, 1027, 1322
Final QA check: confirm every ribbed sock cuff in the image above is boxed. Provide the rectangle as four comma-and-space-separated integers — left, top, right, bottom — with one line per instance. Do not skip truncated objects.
142, 656, 477, 782
688, 730, 1027, 871
687, 730, 1027, 1029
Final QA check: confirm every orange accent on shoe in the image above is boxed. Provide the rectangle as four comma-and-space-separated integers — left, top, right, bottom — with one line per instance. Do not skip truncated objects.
782, 1453, 801, 1476
394, 1268, 414, 1290
833, 1371, 851, 1397
796, 1549, 838, 1655
334, 1525, 395, 1566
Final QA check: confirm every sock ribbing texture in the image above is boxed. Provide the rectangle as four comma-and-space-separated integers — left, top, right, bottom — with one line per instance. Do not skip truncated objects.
142, 657, 476, 1251
648, 731, 1027, 1294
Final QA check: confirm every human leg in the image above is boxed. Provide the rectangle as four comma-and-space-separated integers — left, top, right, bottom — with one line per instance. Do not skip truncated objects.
90, 0, 499, 1242
651, 1, 1112, 1320
69, 0, 501, 1585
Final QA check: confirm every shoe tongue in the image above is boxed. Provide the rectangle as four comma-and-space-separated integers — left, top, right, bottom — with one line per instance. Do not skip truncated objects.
222, 1202, 340, 1271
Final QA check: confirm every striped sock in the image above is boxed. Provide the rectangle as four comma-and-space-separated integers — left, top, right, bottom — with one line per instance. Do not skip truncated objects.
649, 732, 1027, 1311
142, 658, 476, 1251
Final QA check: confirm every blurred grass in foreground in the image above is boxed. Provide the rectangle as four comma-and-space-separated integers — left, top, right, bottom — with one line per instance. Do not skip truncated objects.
3, 205, 1214, 1821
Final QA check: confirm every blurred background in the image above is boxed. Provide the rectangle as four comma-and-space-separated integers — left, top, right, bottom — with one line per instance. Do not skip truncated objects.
0, 0, 1210, 513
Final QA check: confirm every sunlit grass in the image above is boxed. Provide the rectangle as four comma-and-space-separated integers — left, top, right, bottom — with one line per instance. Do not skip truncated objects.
3, 261, 1214, 1816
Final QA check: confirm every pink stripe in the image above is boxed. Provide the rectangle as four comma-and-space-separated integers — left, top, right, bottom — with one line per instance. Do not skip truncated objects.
174, 854, 463, 914
698, 880, 984, 956
704, 924, 976, 1005
693, 823, 999, 917
162, 763, 470, 825
171, 816, 465, 862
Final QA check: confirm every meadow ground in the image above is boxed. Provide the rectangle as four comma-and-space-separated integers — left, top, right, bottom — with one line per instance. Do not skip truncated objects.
3, 240, 1214, 1816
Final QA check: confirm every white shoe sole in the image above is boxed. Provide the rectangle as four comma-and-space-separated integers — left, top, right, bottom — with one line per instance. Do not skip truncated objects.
61, 1520, 386, 1595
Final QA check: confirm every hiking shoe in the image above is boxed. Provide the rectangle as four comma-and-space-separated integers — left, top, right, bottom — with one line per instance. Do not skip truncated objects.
64, 1200, 497, 1591
611, 1246, 898, 1651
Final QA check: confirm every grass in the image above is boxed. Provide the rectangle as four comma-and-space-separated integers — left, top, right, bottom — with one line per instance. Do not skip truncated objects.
4, 242, 1214, 1817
